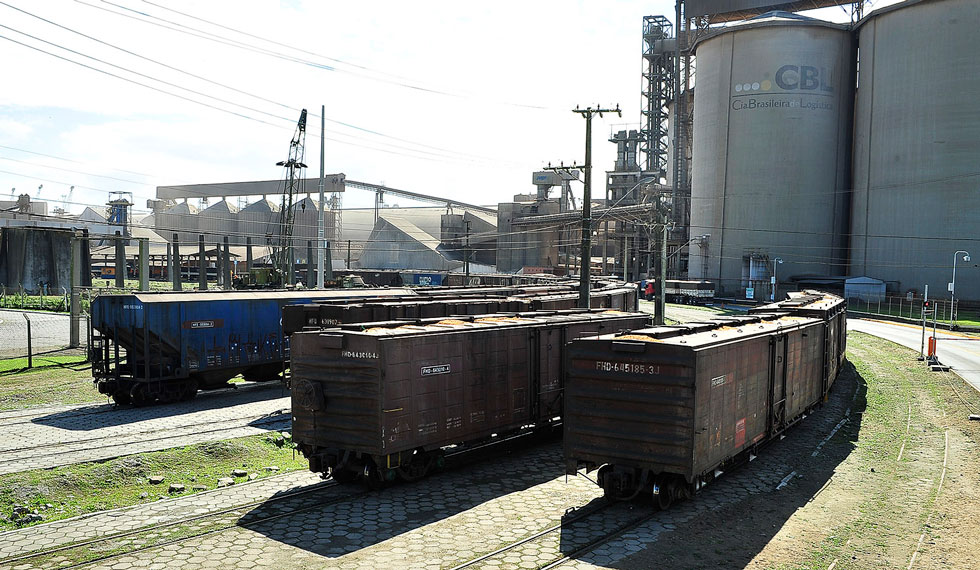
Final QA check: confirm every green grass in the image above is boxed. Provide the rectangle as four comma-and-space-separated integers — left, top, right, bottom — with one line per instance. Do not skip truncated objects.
778, 332, 953, 569
0, 357, 99, 409
0, 433, 308, 531
0, 354, 88, 374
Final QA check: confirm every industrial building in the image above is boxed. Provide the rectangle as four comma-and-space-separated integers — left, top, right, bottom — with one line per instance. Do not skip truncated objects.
2, 0, 977, 303
670, 0, 979, 302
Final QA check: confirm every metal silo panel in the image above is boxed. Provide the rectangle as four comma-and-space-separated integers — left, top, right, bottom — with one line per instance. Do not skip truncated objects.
850, 0, 980, 300
689, 17, 854, 297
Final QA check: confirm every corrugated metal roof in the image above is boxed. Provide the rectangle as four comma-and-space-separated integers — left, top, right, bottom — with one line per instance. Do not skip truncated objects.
380, 216, 441, 252
242, 199, 278, 213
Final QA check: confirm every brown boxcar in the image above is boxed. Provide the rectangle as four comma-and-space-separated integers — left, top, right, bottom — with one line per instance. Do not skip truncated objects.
291, 310, 650, 486
563, 291, 845, 506
282, 282, 638, 336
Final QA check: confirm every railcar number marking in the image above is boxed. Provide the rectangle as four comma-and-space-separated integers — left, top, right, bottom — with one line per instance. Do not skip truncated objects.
595, 361, 660, 374
421, 364, 451, 376
342, 351, 378, 359
711, 375, 727, 387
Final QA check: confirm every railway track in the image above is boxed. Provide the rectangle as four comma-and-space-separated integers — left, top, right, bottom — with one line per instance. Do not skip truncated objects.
2, 428, 563, 569
448, 498, 659, 570
0, 411, 290, 475
0, 477, 364, 569
0, 381, 280, 427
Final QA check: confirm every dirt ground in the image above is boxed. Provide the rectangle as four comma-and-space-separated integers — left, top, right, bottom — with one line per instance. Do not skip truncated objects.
614, 332, 980, 570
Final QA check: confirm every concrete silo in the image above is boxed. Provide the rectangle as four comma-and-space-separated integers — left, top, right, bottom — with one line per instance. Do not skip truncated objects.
198, 199, 239, 244
688, 12, 854, 299
849, 0, 980, 301
155, 201, 199, 245
240, 198, 278, 246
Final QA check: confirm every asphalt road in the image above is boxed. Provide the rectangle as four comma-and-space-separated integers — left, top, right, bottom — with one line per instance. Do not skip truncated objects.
848, 317, 980, 394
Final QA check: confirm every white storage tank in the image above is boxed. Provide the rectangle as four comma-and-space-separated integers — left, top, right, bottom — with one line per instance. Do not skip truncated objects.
688, 12, 854, 298
849, 0, 980, 300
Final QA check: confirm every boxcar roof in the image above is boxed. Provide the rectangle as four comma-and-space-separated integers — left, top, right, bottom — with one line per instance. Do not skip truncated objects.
320, 310, 647, 338
108, 288, 418, 304
620, 314, 821, 350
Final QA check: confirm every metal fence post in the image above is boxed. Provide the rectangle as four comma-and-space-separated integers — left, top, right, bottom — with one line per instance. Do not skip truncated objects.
22, 313, 32, 368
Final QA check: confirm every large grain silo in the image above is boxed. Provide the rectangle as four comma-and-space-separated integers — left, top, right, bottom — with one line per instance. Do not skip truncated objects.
687, 12, 854, 299
198, 199, 239, 244
155, 201, 199, 245
239, 198, 278, 246
849, 0, 980, 301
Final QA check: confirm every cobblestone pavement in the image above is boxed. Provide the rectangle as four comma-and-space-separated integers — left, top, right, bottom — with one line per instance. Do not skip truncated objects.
0, 471, 323, 562
0, 384, 289, 475
15, 366, 855, 570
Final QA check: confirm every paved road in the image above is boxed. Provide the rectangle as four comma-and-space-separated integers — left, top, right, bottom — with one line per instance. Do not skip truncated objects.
848, 317, 980, 393
0, 384, 290, 475
0, 309, 72, 357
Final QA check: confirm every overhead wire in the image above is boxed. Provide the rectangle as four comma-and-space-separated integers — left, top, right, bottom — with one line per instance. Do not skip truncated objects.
3, 2, 519, 164
105, 0, 552, 110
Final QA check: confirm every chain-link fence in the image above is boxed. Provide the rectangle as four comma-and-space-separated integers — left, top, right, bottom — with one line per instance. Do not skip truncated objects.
0, 287, 96, 369
846, 295, 979, 328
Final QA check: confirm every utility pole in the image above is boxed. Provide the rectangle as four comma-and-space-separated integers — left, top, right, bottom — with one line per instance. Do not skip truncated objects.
574, 105, 621, 308
656, 211, 668, 325
316, 105, 326, 289
463, 219, 471, 284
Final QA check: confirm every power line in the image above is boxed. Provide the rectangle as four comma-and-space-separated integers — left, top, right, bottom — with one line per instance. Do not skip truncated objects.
97, 0, 553, 110
2, 2, 517, 164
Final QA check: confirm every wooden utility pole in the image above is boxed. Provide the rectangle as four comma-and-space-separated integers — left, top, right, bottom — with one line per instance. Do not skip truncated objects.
573, 105, 621, 309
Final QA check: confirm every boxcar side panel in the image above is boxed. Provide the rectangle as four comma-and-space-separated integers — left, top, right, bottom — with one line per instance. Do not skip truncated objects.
564, 340, 697, 477
783, 323, 825, 421
692, 334, 772, 477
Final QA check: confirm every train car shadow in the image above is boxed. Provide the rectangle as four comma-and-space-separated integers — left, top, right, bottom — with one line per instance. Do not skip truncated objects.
30, 383, 289, 430
558, 360, 867, 568
242, 438, 564, 559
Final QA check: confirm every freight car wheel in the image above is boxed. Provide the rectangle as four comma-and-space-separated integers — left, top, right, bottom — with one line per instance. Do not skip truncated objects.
130, 385, 152, 407
111, 391, 131, 406
653, 481, 674, 510
329, 467, 356, 484
179, 379, 198, 401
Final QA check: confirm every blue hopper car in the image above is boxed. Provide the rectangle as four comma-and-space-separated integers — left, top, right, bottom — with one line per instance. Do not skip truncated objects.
91, 288, 417, 405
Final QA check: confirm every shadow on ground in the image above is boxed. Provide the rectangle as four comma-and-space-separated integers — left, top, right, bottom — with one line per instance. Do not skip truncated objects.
30, 383, 288, 430
558, 360, 866, 569
244, 432, 564, 559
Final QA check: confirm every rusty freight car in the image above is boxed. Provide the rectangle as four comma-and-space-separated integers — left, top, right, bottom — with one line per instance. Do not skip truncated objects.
290, 309, 651, 487
281, 280, 638, 335
563, 292, 845, 508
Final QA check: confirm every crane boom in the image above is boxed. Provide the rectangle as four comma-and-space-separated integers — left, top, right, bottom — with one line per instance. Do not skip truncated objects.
271, 109, 308, 286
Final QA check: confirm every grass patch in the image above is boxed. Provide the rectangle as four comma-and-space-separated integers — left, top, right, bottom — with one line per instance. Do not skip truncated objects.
0, 358, 100, 410
784, 332, 951, 568
0, 354, 89, 374
0, 432, 308, 531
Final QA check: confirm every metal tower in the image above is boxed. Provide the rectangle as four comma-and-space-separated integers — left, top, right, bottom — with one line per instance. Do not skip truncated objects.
640, 15, 674, 182
272, 109, 308, 286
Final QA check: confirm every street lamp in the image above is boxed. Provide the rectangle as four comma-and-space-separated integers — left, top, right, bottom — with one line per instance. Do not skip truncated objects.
951, 250, 970, 327
771, 257, 783, 301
